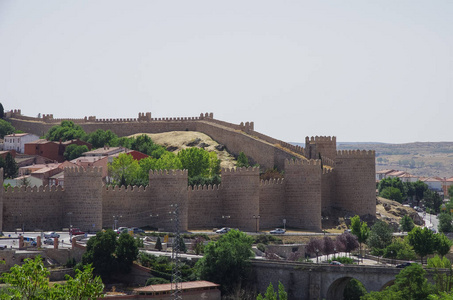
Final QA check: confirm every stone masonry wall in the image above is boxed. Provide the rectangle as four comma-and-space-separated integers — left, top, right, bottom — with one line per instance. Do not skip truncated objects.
3, 185, 64, 231
321, 169, 335, 215
187, 185, 222, 229
334, 150, 376, 217
147, 170, 189, 231
102, 186, 152, 230
259, 179, 285, 229
63, 167, 103, 232
284, 159, 322, 231
221, 167, 260, 232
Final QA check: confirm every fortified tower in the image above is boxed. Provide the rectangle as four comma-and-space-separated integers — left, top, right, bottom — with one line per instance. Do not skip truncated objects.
284, 159, 322, 231
334, 150, 376, 216
221, 167, 260, 232
63, 167, 103, 231
148, 170, 189, 231
305, 136, 337, 162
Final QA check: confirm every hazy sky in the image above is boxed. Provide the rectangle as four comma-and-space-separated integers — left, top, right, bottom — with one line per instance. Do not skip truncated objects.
1, 1, 452, 143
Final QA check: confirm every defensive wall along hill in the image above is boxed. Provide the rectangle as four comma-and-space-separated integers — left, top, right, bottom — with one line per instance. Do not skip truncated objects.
2, 110, 375, 232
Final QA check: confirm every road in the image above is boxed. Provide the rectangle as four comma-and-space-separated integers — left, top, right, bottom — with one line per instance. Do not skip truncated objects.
0, 231, 95, 250
419, 212, 438, 231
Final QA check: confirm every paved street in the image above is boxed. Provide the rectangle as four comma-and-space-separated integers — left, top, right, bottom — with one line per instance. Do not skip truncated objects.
0, 231, 94, 249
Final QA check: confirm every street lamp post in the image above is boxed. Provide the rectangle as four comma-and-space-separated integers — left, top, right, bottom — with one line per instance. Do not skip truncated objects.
334, 247, 337, 259
316, 249, 319, 264
222, 215, 230, 227
113, 214, 122, 230
67, 212, 73, 229
253, 215, 260, 233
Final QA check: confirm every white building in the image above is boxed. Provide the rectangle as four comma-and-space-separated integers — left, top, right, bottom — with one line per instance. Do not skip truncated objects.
4, 133, 40, 153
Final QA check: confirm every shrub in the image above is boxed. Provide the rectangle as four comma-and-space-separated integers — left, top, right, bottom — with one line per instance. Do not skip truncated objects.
146, 277, 170, 286
257, 243, 266, 252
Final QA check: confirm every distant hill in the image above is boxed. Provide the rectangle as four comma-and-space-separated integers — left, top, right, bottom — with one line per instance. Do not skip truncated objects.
291, 141, 453, 178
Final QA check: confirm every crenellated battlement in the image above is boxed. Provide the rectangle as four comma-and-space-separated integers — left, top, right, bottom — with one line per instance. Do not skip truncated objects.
285, 158, 321, 166
260, 178, 284, 186
4, 185, 64, 194
322, 168, 334, 175
64, 166, 103, 176
221, 166, 260, 175
322, 156, 335, 167
306, 136, 336, 144
336, 150, 375, 157
189, 184, 221, 191
149, 169, 188, 178
103, 185, 147, 192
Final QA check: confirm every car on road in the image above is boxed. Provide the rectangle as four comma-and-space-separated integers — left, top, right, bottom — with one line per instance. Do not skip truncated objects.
215, 227, 230, 234
69, 228, 85, 236
44, 232, 60, 239
396, 262, 415, 268
329, 261, 344, 266
0, 245, 7, 250
269, 228, 286, 234
115, 227, 129, 234
43, 238, 54, 245
131, 227, 145, 234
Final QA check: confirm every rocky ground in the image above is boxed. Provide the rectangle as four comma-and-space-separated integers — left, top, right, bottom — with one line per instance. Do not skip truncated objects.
130, 131, 237, 169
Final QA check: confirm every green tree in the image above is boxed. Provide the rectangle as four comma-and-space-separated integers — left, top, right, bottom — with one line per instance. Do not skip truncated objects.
63, 144, 89, 161
130, 134, 165, 158
428, 255, 453, 294
0, 103, 4, 119
449, 186, 453, 201
435, 234, 453, 258
0, 256, 104, 299
256, 282, 287, 300
380, 187, 404, 203
438, 213, 453, 233
343, 279, 367, 300
52, 264, 104, 299
350, 215, 370, 260
367, 220, 393, 252
46, 120, 87, 141
155, 236, 163, 251
400, 215, 415, 232
408, 227, 437, 264
85, 129, 119, 148
196, 229, 254, 294
108, 153, 142, 186
116, 232, 139, 273
414, 180, 429, 205
138, 152, 183, 181
383, 238, 417, 260
4, 152, 18, 179
0, 256, 51, 299
237, 152, 249, 168
82, 229, 118, 278
0, 119, 15, 138
425, 190, 444, 214
178, 147, 210, 178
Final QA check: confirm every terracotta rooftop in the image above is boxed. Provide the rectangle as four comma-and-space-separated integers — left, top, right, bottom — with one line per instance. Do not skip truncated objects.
5, 133, 33, 137
376, 169, 395, 174
134, 281, 219, 294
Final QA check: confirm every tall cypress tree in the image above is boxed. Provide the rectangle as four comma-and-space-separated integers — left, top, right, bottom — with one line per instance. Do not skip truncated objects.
4, 153, 18, 179
0, 103, 4, 119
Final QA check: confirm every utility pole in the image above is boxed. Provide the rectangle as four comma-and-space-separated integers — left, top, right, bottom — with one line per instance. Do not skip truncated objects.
170, 204, 182, 300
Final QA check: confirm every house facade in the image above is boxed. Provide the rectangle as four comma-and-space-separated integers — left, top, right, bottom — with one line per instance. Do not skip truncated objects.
4, 133, 39, 153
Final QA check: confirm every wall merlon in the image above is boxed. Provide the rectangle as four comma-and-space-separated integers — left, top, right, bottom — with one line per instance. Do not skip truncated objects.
189, 184, 220, 191
285, 158, 320, 166
322, 168, 334, 175
103, 185, 147, 192
149, 169, 188, 177
260, 178, 284, 186
336, 150, 375, 157
221, 166, 260, 175
64, 166, 103, 176
5, 184, 64, 194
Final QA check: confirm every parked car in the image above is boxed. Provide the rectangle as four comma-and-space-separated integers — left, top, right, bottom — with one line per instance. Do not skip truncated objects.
0, 245, 7, 250
269, 228, 286, 234
69, 228, 85, 236
44, 232, 60, 239
216, 227, 230, 234
396, 262, 415, 268
131, 227, 145, 234
43, 238, 54, 245
115, 227, 129, 234
330, 261, 344, 266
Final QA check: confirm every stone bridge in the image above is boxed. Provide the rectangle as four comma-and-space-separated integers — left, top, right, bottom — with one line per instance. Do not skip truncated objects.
252, 259, 404, 300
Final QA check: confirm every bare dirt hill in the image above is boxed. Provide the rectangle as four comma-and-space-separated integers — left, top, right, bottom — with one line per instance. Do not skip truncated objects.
129, 131, 237, 169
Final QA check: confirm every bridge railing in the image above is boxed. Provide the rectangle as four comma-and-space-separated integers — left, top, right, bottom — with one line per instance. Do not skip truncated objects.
364, 253, 419, 266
